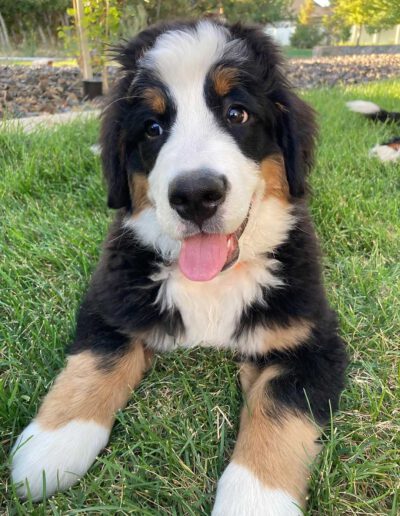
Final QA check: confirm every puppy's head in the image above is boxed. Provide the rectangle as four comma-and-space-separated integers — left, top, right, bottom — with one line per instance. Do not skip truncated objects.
101, 20, 316, 281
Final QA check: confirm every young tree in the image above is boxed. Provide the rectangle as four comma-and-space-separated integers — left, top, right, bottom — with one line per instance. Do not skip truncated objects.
322, 12, 351, 45
331, 0, 400, 44
59, 0, 122, 92
331, 0, 372, 44
0, 0, 69, 48
298, 0, 315, 26
367, 0, 400, 32
140, 0, 293, 25
216, 0, 293, 24
291, 0, 322, 50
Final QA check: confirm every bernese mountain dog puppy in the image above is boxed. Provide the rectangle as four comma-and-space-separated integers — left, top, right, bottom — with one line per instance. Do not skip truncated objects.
346, 100, 400, 162
11, 20, 347, 514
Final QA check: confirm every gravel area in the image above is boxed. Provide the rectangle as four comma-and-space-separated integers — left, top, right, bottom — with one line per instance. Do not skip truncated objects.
289, 54, 400, 89
1, 54, 400, 119
0, 66, 99, 119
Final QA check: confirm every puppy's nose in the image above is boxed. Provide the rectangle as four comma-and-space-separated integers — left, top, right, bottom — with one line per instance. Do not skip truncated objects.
168, 171, 228, 227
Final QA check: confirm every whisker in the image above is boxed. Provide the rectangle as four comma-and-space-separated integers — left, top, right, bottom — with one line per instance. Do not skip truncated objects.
102, 94, 142, 112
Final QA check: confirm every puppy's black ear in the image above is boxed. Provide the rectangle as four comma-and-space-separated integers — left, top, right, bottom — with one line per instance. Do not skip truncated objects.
275, 90, 317, 198
100, 87, 130, 209
228, 23, 317, 198
100, 23, 169, 209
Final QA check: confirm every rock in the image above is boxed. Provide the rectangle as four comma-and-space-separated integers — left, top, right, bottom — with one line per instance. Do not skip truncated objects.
287, 54, 400, 89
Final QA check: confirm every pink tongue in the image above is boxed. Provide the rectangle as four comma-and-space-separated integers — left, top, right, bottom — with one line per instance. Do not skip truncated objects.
179, 233, 228, 281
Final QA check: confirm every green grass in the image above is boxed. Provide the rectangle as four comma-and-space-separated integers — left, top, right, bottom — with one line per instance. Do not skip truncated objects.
0, 58, 77, 67
283, 47, 313, 59
1, 80, 399, 515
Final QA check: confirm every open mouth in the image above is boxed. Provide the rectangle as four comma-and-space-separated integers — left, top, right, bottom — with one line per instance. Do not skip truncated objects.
178, 205, 251, 282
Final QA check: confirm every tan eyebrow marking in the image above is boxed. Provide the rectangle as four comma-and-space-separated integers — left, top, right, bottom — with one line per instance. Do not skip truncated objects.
142, 87, 167, 114
212, 65, 238, 96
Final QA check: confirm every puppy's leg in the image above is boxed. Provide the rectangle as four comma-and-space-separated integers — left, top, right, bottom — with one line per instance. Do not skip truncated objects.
11, 339, 153, 500
212, 364, 321, 516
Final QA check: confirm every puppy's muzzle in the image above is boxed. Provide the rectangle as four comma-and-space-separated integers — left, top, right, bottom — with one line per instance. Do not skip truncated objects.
168, 171, 228, 228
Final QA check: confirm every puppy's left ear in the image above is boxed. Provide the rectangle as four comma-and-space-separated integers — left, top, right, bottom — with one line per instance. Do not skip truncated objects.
228, 23, 316, 198
275, 90, 317, 198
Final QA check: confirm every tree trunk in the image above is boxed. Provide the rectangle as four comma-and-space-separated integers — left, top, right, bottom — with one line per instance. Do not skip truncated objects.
395, 25, 400, 45
356, 25, 362, 46
73, 0, 93, 80
156, 0, 162, 21
102, 64, 109, 95
38, 25, 47, 46
0, 11, 11, 50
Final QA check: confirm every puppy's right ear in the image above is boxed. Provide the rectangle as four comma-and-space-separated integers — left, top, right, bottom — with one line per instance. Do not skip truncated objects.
100, 83, 130, 209
100, 24, 168, 209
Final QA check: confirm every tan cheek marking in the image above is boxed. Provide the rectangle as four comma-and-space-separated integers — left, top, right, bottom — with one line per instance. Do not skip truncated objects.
260, 155, 290, 202
37, 340, 152, 430
233, 366, 321, 504
130, 174, 151, 217
261, 319, 313, 353
142, 87, 166, 114
212, 66, 238, 96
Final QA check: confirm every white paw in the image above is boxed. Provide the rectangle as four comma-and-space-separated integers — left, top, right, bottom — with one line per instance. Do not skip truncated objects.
369, 144, 400, 162
212, 462, 302, 516
346, 100, 380, 114
11, 419, 110, 500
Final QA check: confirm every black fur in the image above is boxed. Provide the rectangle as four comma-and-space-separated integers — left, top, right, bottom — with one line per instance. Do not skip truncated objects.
70, 214, 183, 358
250, 336, 347, 425
382, 136, 400, 148
235, 206, 326, 336
365, 109, 400, 124
73, 20, 346, 427
246, 315, 348, 425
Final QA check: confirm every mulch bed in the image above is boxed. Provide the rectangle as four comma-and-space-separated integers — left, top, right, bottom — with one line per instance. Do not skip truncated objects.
1, 54, 400, 119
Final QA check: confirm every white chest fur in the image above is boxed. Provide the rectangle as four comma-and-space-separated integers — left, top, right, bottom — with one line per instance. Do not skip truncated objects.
154, 255, 282, 351
147, 196, 295, 352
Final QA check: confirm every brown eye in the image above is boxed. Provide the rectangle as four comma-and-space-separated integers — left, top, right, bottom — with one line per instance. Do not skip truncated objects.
145, 120, 163, 138
226, 105, 249, 124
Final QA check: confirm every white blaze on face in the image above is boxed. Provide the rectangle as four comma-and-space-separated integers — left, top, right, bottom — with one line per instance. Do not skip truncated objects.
140, 21, 260, 240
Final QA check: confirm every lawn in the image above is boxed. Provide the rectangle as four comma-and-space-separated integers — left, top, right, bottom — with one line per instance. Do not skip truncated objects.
283, 47, 313, 59
1, 80, 399, 515
0, 58, 78, 67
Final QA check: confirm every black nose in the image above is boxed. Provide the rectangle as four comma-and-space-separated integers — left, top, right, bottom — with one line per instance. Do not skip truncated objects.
168, 171, 228, 227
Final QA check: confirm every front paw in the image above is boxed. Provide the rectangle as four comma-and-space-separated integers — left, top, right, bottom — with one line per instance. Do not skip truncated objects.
11, 419, 110, 500
212, 462, 302, 516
